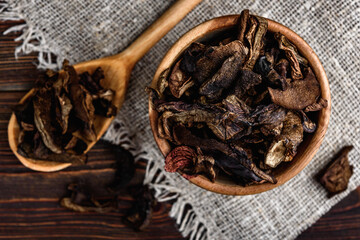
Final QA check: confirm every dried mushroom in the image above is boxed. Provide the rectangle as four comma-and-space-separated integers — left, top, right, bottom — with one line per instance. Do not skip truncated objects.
165, 145, 197, 174
14, 61, 117, 164
193, 40, 247, 84
148, 9, 326, 185
234, 70, 262, 97
237, 9, 249, 44
274, 33, 306, 80
33, 88, 62, 154
60, 182, 117, 213
200, 52, 245, 101
298, 110, 316, 133
165, 145, 216, 182
319, 146, 354, 197
268, 67, 321, 110
123, 185, 156, 231
304, 97, 328, 112
265, 111, 303, 168
169, 60, 193, 98
243, 16, 268, 70
60, 145, 157, 232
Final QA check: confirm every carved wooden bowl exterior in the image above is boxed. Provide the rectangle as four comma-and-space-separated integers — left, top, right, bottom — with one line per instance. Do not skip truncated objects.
149, 15, 331, 195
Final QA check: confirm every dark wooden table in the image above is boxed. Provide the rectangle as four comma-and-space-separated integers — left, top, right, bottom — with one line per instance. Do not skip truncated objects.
0, 20, 359, 240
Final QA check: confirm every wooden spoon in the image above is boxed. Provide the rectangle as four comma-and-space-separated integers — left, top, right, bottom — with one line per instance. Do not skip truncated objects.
8, 0, 203, 172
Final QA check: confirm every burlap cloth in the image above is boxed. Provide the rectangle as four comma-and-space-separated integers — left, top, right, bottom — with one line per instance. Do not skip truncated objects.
1, 0, 359, 239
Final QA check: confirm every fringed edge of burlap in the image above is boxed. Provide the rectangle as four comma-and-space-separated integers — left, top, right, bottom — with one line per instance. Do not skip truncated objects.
144, 157, 209, 240
0, 1, 62, 70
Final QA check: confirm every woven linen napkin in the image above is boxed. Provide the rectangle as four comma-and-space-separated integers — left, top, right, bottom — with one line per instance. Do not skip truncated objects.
1, 0, 359, 239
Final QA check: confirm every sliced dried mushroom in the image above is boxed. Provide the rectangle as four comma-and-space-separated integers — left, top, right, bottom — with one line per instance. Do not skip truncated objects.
215, 95, 253, 141
180, 42, 206, 74
64, 135, 79, 150
265, 111, 303, 168
234, 69, 262, 98
199, 52, 245, 101
215, 152, 263, 185
278, 111, 304, 161
31, 131, 50, 159
237, 9, 250, 43
92, 89, 117, 117
274, 33, 307, 80
60, 182, 117, 213
244, 16, 258, 66
56, 93, 73, 134
156, 102, 223, 141
69, 83, 96, 141
243, 16, 268, 70
304, 97, 328, 112
252, 104, 286, 136
297, 110, 316, 133
33, 89, 62, 154
265, 47, 280, 68
157, 69, 170, 96
265, 140, 287, 168
264, 58, 290, 91
223, 94, 252, 115
169, 59, 194, 98
193, 147, 216, 182
194, 40, 247, 84
320, 146, 354, 197
268, 67, 320, 110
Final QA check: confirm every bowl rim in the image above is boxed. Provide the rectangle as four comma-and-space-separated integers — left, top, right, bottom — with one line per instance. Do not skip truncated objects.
149, 14, 331, 195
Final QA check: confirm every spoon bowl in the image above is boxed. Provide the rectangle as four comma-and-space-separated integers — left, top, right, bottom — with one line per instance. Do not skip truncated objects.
149, 15, 331, 195
8, 0, 203, 172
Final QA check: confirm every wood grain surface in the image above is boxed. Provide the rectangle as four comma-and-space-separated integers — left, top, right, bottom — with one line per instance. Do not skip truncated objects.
0, 20, 359, 240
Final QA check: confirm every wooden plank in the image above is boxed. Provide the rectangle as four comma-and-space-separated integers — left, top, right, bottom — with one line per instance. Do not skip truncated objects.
0, 21, 37, 91
298, 188, 360, 240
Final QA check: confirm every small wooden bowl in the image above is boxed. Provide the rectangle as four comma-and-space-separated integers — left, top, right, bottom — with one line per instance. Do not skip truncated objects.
149, 15, 331, 195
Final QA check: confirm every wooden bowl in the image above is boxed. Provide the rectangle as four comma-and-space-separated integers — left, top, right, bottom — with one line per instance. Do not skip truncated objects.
148, 15, 331, 195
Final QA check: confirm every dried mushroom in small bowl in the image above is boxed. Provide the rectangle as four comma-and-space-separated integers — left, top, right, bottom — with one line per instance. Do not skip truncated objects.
148, 10, 331, 195
12, 61, 117, 168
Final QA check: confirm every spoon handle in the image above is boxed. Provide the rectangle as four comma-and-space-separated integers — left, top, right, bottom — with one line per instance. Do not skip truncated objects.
121, 0, 202, 67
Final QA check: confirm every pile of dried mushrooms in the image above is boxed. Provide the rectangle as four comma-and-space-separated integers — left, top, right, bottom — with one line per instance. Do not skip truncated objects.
148, 10, 327, 186
14, 61, 117, 164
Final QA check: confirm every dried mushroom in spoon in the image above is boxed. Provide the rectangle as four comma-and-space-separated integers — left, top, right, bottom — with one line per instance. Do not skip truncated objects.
14, 60, 117, 164
148, 9, 327, 186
